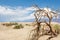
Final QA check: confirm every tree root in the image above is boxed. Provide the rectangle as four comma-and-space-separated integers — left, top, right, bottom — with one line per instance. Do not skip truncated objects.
47, 34, 58, 40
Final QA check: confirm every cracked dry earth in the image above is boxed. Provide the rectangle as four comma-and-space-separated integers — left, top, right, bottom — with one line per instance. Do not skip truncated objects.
0, 24, 60, 40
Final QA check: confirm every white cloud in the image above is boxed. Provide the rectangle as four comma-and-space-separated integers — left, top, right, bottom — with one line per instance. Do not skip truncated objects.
0, 6, 59, 22
10, 12, 35, 21
0, 5, 35, 21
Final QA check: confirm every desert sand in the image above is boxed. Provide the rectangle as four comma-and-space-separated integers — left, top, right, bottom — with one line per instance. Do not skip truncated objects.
0, 22, 60, 40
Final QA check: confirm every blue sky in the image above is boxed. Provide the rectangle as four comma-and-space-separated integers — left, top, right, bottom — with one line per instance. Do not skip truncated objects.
0, 0, 60, 22
0, 0, 60, 9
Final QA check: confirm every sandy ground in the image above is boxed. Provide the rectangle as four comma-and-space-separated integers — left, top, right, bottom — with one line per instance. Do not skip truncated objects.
0, 23, 33, 40
0, 29, 30, 40
0, 27, 50, 40
0, 28, 60, 40
0, 22, 60, 40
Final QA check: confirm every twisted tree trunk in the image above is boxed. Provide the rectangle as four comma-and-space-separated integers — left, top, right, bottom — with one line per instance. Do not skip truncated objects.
35, 22, 41, 40
45, 21, 57, 40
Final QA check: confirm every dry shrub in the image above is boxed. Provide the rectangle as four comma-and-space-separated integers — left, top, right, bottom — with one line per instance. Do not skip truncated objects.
54, 24, 60, 34
25, 24, 31, 26
2, 22, 18, 26
13, 24, 24, 29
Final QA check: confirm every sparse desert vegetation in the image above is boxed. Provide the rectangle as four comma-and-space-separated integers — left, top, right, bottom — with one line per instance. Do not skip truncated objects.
13, 24, 24, 29
0, 22, 60, 40
2, 22, 18, 26
54, 24, 60, 34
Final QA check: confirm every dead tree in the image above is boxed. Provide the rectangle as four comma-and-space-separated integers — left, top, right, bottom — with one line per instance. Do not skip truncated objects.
29, 5, 51, 40
28, 5, 58, 40
43, 7, 58, 40
28, 5, 45, 40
